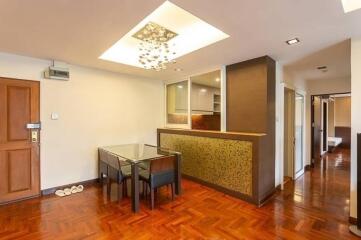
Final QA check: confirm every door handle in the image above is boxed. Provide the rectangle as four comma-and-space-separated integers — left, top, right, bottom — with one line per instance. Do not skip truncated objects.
26, 122, 41, 130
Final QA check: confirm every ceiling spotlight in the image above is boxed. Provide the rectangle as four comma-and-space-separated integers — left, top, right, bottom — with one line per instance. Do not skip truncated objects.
177, 85, 184, 89
286, 38, 300, 45
200, 88, 207, 93
174, 68, 183, 72
215, 78, 220, 82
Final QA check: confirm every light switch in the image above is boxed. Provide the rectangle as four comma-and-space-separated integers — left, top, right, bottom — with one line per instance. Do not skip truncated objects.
51, 112, 59, 120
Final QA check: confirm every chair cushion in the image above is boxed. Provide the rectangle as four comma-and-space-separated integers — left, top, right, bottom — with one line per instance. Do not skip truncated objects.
140, 170, 175, 189
139, 169, 150, 181
151, 171, 175, 188
121, 165, 132, 178
138, 161, 150, 170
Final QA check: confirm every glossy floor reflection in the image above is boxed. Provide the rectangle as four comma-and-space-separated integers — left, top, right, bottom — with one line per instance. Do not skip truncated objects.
0, 148, 357, 239
279, 148, 351, 216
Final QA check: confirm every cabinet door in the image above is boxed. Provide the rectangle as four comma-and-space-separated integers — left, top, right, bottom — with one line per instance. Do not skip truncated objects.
175, 86, 187, 113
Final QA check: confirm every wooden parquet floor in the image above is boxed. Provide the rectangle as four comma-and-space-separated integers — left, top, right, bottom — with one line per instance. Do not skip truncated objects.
0, 149, 357, 239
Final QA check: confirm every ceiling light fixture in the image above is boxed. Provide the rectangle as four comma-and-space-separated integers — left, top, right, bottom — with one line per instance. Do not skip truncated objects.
174, 68, 183, 72
215, 78, 220, 82
133, 22, 177, 71
286, 38, 300, 45
341, 0, 361, 13
99, 1, 229, 70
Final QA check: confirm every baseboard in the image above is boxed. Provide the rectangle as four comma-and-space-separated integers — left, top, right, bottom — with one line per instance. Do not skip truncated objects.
41, 178, 99, 196
0, 194, 40, 206
258, 187, 277, 207
350, 216, 357, 225
304, 165, 311, 171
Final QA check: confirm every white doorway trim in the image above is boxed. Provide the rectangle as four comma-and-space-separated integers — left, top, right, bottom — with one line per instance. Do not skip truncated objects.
282, 86, 307, 185
294, 91, 306, 179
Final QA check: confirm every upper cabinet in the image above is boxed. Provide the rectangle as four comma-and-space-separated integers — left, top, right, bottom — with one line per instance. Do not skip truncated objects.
190, 70, 221, 116
165, 70, 222, 130
166, 81, 188, 125
191, 83, 220, 114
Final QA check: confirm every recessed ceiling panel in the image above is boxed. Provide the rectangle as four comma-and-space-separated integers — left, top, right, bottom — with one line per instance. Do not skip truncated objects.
342, 0, 361, 13
99, 1, 229, 68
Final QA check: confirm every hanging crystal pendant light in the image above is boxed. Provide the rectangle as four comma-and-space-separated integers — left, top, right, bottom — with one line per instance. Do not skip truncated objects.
133, 22, 177, 71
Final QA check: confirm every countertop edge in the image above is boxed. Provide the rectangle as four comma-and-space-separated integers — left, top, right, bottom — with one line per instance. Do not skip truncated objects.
157, 128, 266, 141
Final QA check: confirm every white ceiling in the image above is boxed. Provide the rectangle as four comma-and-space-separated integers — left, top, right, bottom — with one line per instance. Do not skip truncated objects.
191, 70, 220, 88
284, 40, 351, 81
0, 0, 360, 81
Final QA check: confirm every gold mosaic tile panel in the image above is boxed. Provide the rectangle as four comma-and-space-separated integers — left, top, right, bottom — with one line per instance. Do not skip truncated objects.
160, 133, 253, 196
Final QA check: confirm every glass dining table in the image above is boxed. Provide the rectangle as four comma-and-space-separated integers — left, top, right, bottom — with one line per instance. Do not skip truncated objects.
100, 144, 182, 213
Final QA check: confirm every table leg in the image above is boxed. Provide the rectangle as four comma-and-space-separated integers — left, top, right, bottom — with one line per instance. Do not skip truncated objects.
175, 153, 182, 195
131, 163, 139, 213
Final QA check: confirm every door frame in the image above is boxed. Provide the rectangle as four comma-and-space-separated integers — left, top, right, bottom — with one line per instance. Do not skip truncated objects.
310, 91, 351, 167
283, 86, 306, 181
294, 92, 305, 179
321, 99, 328, 155
0, 76, 41, 204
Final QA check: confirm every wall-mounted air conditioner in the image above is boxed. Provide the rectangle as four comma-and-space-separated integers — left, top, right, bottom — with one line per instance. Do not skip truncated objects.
44, 61, 70, 81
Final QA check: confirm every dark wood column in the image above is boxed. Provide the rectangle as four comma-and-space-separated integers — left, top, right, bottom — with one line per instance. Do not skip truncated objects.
226, 56, 276, 203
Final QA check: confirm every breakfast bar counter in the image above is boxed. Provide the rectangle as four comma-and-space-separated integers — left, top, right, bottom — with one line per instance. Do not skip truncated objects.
157, 128, 275, 206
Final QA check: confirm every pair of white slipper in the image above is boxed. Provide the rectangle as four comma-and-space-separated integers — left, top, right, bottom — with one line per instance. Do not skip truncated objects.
55, 185, 84, 197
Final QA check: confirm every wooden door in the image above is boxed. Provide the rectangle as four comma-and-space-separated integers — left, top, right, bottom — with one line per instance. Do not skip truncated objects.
312, 96, 322, 162
284, 88, 295, 178
321, 101, 328, 153
0, 78, 40, 204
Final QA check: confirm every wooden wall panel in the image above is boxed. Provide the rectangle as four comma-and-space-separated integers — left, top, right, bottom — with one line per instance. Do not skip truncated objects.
226, 56, 276, 203
7, 86, 31, 141
335, 126, 351, 148
8, 149, 32, 192
226, 59, 268, 133
191, 114, 220, 131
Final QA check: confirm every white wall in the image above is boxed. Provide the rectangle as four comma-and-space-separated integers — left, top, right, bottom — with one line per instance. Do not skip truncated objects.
0, 52, 164, 189
334, 97, 351, 127
351, 38, 361, 219
306, 77, 351, 95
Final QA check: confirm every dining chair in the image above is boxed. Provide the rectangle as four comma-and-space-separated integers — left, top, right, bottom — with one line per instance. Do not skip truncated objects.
140, 156, 175, 209
106, 152, 132, 201
98, 148, 109, 185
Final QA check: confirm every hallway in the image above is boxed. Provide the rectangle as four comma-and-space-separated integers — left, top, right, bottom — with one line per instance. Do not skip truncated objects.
274, 148, 353, 239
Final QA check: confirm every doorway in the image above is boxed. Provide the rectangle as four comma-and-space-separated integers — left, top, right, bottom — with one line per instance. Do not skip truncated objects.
311, 93, 351, 165
0, 77, 40, 204
284, 88, 305, 182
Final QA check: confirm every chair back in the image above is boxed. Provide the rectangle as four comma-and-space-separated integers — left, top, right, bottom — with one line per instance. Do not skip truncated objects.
150, 156, 175, 174
99, 148, 108, 163
107, 153, 121, 170
148, 156, 175, 189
